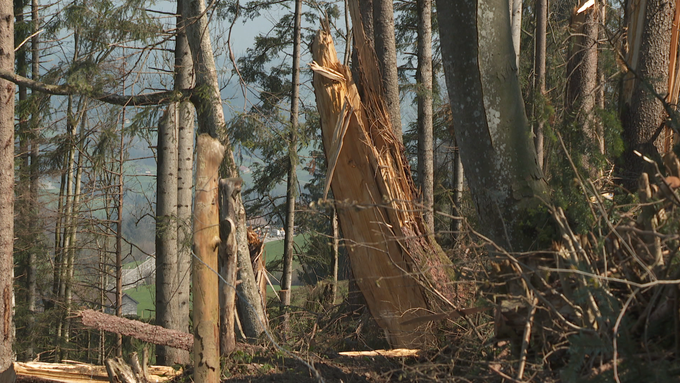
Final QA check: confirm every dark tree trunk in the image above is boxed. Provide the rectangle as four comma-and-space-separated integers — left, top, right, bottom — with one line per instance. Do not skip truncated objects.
620, 0, 676, 190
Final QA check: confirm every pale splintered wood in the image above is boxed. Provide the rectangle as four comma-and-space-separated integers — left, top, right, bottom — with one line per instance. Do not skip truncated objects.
311, 16, 456, 348
14, 362, 179, 383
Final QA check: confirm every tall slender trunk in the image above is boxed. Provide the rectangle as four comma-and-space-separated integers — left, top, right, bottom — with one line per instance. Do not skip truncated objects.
330, 208, 339, 303
115, 106, 125, 357
565, 4, 600, 174
510, 0, 522, 69
26, 0, 41, 360
56, 94, 79, 360
450, 137, 464, 241
534, 0, 547, 169
174, 0, 194, 366
280, 0, 302, 330
155, 105, 179, 365
373, 0, 402, 142
63, 134, 84, 356
416, 0, 434, 234
0, 0, 15, 376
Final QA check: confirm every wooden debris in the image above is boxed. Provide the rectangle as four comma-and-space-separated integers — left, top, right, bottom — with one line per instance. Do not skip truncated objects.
15, 361, 179, 383
78, 310, 193, 352
337, 349, 420, 358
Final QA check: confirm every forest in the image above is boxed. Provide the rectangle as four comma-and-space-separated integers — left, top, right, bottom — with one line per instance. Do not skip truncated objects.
0, 0, 679, 381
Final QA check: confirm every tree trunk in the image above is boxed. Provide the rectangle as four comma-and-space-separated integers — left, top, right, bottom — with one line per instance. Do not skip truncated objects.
620, 0, 676, 190
0, 0, 15, 377
280, 0, 302, 331
174, 0, 193, 366
79, 309, 193, 351
218, 178, 241, 356
565, 4, 600, 173
416, 0, 434, 235
331, 208, 339, 304
311, 8, 457, 346
26, 0, 40, 360
510, 0, 522, 70
182, 0, 266, 347
534, 0, 547, 169
435, 0, 548, 252
372, 0, 402, 142
191, 134, 223, 383
155, 105, 180, 365
450, 136, 464, 241
115, 106, 125, 357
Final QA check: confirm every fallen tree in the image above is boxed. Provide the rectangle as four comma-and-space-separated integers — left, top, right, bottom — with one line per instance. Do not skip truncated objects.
14, 361, 179, 383
78, 310, 193, 352
309, 4, 458, 348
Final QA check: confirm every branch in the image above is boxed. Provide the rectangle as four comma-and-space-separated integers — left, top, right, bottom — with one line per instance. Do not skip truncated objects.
0, 68, 192, 106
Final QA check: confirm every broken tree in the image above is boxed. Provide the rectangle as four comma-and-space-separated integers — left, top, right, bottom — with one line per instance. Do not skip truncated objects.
310, 8, 457, 348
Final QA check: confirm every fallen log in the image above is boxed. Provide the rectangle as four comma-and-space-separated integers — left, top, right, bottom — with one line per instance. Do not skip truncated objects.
15, 361, 179, 383
78, 310, 193, 352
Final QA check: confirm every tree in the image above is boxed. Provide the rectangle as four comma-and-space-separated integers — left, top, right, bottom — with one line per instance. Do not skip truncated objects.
279, 0, 303, 330
155, 106, 180, 365
510, 0, 521, 69
416, 0, 434, 234
155, 0, 193, 365
565, 3, 600, 174
0, 0, 14, 378
619, 0, 676, 190
435, 0, 548, 252
372, 0, 402, 142
533, 0, 547, 168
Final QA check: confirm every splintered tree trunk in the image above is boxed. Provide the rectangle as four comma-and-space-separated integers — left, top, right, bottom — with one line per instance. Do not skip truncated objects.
0, 0, 15, 378
620, 0, 676, 190
182, 0, 266, 377
436, 0, 548, 253
218, 178, 241, 356
311, 6, 456, 347
182, 0, 266, 345
191, 134, 223, 383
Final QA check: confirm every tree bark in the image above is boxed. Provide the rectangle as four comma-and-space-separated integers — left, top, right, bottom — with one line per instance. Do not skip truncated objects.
450, 136, 464, 241
620, 0, 676, 190
173, 0, 193, 365
372, 0, 402, 142
510, 0, 522, 70
79, 310, 193, 352
191, 134, 223, 383
155, 105, 180, 365
280, 0, 302, 329
218, 178, 241, 356
435, 0, 548, 252
534, 0, 547, 169
416, 0, 434, 235
565, 4, 600, 173
0, 0, 15, 377
182, 0, 266, 346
